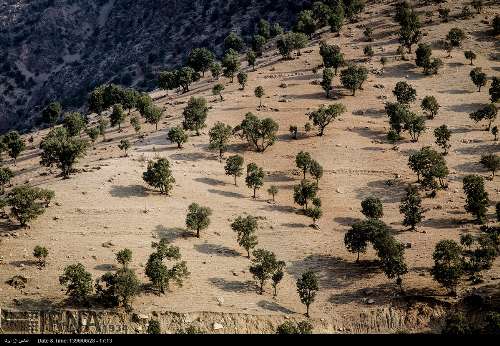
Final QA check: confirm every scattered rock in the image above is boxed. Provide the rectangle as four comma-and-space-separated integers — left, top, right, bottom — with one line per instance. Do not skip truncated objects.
213, 322, 224, 330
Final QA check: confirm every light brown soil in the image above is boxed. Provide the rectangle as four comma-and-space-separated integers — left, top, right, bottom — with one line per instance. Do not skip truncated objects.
0, 0, 499, 333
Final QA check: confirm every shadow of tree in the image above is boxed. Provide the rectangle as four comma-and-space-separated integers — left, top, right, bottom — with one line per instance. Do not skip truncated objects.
109, 185, 147, 198
287, 254, 381, 290
153, 225, 188, 242
194, 177, 226, 186
207, 189, 246, 199
169, 152, 213, 162
328, 282, 396, 306
208, 277, 257, 293
354, 179, 406, 204
257, 300, 295, 314
194, 243, 240, 257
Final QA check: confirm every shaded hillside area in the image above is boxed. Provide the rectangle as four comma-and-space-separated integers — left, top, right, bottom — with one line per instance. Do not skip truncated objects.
0, 0, 309, 131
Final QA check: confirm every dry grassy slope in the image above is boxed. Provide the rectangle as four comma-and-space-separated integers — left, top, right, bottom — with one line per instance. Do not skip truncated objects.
0, 0, 499, 333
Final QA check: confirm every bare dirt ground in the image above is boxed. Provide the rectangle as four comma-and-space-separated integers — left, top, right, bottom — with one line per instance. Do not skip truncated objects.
0, 0, 499, 333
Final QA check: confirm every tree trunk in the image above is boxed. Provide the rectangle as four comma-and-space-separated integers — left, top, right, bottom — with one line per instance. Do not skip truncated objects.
196, 229, 200, 238
305, 304, 310, 318
234, 175, 237, 186
253, 187, 256, 199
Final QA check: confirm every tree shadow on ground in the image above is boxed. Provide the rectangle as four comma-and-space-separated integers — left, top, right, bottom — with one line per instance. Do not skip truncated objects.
208, 278, 257, 293
287, 254, 381, 290
446, 102, 484, 114
193, 177, 226, 186
328, 282, 396, 306
94, 264, 118, 271
7, 297, 62, 310
257, 300, 295, 314
354, 179, 407, 204
9, 260, 38, 268
194, 243, 240, 257
333, 217, 361, 226
153, 225, 188, 242
109, 185, 147, 198
260, 203, 296, 214
349, 127, 388, 142
207, 189, 246, 199
169, 152, 213, 162
281, 222, 308, 229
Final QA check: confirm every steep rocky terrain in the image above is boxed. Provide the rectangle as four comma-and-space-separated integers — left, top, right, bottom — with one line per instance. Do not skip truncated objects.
0, 0, 309, 131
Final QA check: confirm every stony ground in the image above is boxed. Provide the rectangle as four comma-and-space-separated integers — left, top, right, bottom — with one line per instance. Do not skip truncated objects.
0, 0, 499, 332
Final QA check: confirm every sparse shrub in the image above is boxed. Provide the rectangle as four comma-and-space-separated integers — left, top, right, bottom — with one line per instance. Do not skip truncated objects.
492, 126, 499, 141
208, 122, 232, 161
143, 104, 163, 130
464, 50, 477, 65
361, 196, 383, 219
421, 96, 440, 119
63, 112, 86, 137
182, 97, 208, 135
321, 68, 334, 98
254, 86, 265, 108
145, 239, 189, 294
480, 154, 499, 178
147, 320, 161, 334
2, 131, 26, 164
408, 146, 449, 189
296, 151, 312, 179
289, 125, 298, 139
116, 248, 132, 268
319, 42, 344, 75
231, 215, 259, 258
463, 175, 489, 223
185, 203, 212, 238
6, 185, 54, 227
442, 312, 472, 335
434, 125, 451, 155
469, 67, 487, 92
212, 84, 225, 101
293, 180, 318, 210
33, 245, 48, 267
85, 127, 100, 144
309, 160, 323, 185
469, 104, 497, 130
399, 185, 424, 231
267, 185, 278, 202
59, 263, 93, 304
40, 127, 88, 178
42, 102, 62, 126
393, 81, 416, 104
95, 268, 141, 308
142, 158, 175, 195
237, 71, 248, 90
340, 65, 368, 96
118, 139, 130, 156
490, 77, 500, 103
167, 126, 188, 149
222, 49, 241, 82
110, 104, 126, 131
296, 271, 318, 317
446, 28, 466, 56
187, 48, 215, 77
246, 163, 265, 198
363, 45, 374, 58
224, 155, 244, 185
0, 167, 14, 193
249, 249, 285, 295
247, 50, 257, 70
276, 321, 313, 334
308, 104, 346, 136
239, 112, 279, 152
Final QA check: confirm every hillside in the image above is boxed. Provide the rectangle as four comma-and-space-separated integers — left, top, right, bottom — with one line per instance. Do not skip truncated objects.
0, 0, 309, 132
0, 0, 499, 335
